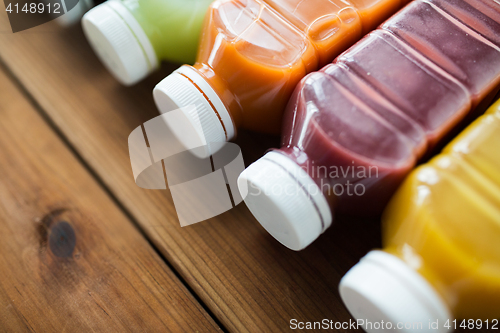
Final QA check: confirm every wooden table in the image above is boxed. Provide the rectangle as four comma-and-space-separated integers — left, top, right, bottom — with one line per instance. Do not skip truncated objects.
0, 10, 459, 333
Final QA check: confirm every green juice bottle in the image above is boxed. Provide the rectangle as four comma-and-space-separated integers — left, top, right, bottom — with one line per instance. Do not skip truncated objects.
82, 0, 213, 85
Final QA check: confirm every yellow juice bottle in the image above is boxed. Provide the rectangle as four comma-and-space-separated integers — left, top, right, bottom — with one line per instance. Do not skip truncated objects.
340, 99, 500, 332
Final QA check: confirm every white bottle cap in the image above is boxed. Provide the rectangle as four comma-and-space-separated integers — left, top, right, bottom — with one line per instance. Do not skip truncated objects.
340, 251, 452, 333
237, 151, 332, 251
55, 0, 94, 26
153, 66, 235, 155
82, 1, 158, 85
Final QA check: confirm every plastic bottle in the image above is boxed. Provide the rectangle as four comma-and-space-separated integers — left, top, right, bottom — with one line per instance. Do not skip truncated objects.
82, 0, 213, 85
153, 0, 409, 151
339, 98, 500, 333
237, 0, 500, 250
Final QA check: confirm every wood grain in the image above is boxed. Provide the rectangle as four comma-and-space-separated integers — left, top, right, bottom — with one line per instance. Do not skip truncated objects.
0, 63, 220, 331
0, 12, 381, 332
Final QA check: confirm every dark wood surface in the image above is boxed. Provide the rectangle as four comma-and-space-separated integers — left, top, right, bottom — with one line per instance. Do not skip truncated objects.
0, 9, 390, 333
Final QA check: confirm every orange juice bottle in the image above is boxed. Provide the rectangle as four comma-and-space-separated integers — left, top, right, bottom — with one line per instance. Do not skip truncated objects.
153, 0, 409, 150
340, 99, 500, 332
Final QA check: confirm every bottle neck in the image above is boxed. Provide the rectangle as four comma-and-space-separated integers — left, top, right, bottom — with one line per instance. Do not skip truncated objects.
268, 150, 333, 231
340, 250, 452, 332
108, 0, 159, 72
278, 147, 339, 211
121, 0, 212, 64
178, 65, 235, 141
384, 245, 453, 316
193, 63, 243, 130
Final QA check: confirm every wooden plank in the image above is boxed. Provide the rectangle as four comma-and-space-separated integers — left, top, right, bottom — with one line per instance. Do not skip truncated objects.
0, 14, 380, 332
0, 63, 220, 331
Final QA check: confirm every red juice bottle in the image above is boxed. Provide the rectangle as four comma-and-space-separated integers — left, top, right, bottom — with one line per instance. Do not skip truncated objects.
238, 0, 500, 250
